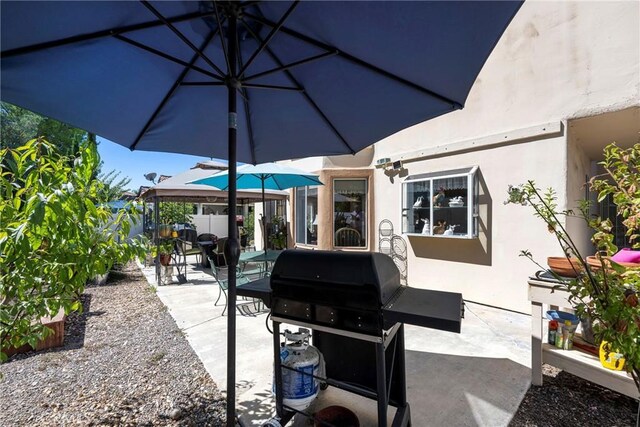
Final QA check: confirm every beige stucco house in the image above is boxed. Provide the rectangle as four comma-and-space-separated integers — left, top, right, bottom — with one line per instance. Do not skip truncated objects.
267, 1, 640, 313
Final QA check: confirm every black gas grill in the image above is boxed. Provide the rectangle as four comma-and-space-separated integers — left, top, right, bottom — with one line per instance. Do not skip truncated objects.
270, 250, 463, 336
238, 250, 463, 427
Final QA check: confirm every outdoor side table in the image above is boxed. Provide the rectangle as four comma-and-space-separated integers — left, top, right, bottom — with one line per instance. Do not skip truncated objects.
528, 277, 638, 399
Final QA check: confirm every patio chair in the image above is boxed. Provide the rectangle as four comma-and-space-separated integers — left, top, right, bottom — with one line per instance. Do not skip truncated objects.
220, 239, 266, 279
210, 237, 228, 267
335, 227, 361, 247
197, 233, 217, 244
176, 238, 202, 266
207, 256, 257, 316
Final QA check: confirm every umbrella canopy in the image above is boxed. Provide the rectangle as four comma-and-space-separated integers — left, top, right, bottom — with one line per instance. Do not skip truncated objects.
1, 1, 522, 164
0, 2, 523, 424
142, 166, 288, 202
190, 162, 323, 257
190, 163, 322, 191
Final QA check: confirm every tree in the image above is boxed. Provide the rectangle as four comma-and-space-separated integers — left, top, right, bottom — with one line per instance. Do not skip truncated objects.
0, 103, 40, 148
1, 102, 87, 155
98, 169, 132, 202
0, 138, 147, 360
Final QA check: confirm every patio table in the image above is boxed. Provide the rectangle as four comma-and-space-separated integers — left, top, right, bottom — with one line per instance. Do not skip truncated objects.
239, 250, 283, 274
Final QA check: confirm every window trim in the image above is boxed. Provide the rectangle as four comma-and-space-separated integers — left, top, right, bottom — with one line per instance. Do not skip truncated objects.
295, 185, 319, 246
332, 178, 368, 248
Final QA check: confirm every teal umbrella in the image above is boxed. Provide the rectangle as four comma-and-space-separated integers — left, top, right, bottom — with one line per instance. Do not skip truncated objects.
190, 162, 323, 260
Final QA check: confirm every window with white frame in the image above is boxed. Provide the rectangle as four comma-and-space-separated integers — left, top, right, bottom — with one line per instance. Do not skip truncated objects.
333, 179, 367, 248
295, 186, 318, 245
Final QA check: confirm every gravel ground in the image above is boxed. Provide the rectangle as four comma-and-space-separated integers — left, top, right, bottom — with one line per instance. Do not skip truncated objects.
510, 364, 639, 426
1, 263, 638, 426
0, 263, 225, 426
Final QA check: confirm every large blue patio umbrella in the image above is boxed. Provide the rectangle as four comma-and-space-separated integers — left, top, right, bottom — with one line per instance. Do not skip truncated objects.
190, 162, 323, 260
0, 1, 523, 423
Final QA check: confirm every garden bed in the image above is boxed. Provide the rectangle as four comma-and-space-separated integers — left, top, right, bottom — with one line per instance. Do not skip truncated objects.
0, 262, 225, 426
3, 308, 66, 358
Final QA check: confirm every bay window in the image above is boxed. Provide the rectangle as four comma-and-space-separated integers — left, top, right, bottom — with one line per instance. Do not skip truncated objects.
295, 186, 318, 245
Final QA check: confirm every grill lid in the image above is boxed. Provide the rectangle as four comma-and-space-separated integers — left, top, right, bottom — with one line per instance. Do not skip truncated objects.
271, 250, 400, 305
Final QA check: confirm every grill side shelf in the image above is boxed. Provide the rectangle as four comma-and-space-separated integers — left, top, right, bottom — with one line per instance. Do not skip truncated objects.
382, 287, 463, 333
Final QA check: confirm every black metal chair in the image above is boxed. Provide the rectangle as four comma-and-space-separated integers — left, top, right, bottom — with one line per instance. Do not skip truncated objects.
210, 237, 228, 267
207, 256, 256, 316
176, 228, 201, 266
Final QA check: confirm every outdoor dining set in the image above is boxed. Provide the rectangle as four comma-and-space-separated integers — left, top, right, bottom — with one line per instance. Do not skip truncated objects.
170, 228, 282, 315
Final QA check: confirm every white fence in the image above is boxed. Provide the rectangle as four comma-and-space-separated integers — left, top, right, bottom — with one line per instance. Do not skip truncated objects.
191, 214, 229, 238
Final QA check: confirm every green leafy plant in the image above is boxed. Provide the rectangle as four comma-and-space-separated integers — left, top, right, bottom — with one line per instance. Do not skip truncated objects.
159, 202, 193, 227
1, 102, 87, 155
150, 239, 175, 257
0, 138, 147, 361
506, 142, 640, 396
268, 215, 287, 249
246, 210, 254, 237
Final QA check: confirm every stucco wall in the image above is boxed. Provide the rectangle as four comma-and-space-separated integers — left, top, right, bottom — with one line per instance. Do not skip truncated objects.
369, 1, 638, 312
374, 135, 567, 312
374, 1, 639, 162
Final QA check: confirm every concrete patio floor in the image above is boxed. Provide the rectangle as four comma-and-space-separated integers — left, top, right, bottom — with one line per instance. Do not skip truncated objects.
139, 257, 532, 426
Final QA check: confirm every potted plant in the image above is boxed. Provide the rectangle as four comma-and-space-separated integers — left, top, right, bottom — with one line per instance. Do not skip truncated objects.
239, 226, 248, 248
268, 216, 287, 250
151, 240, 175, 266
506, 142, 640, 400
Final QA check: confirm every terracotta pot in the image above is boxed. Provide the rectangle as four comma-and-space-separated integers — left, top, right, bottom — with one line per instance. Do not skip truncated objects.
314, 406, 359, 427
586, 255, 640, 271
547, 257, 583, 277
159, 253, 172, 266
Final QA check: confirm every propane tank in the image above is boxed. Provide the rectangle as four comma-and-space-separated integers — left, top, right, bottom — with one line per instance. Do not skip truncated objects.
274, 328, 325, 411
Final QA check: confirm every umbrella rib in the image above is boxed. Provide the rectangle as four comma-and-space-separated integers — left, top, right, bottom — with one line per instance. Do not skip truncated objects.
181, 82, 226, 86
236, 42, 258, 165
129, 28, 219, 150
244, 12, 462, 109
113, 35, 223, 81
212, 1, 231, 75
0, 9, 221, 59
240, 18, 356, 155
140, 1, 226, 78
243, 51, 338, 82
264, 46, 355, 154
239, 0, 300, 78
242, 83, 303, 92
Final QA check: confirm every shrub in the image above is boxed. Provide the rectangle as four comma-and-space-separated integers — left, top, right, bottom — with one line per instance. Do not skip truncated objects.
0, 138, 147, 360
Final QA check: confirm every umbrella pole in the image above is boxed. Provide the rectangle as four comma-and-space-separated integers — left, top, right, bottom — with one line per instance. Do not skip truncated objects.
262, 178, 267, 272
225, 10, 240, 427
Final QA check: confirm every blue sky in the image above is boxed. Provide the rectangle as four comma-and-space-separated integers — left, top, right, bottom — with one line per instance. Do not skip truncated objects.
97, 137, 214, 191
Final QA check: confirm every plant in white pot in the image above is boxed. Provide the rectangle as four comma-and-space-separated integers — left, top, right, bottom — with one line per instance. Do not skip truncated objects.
506, 143, 640, 404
